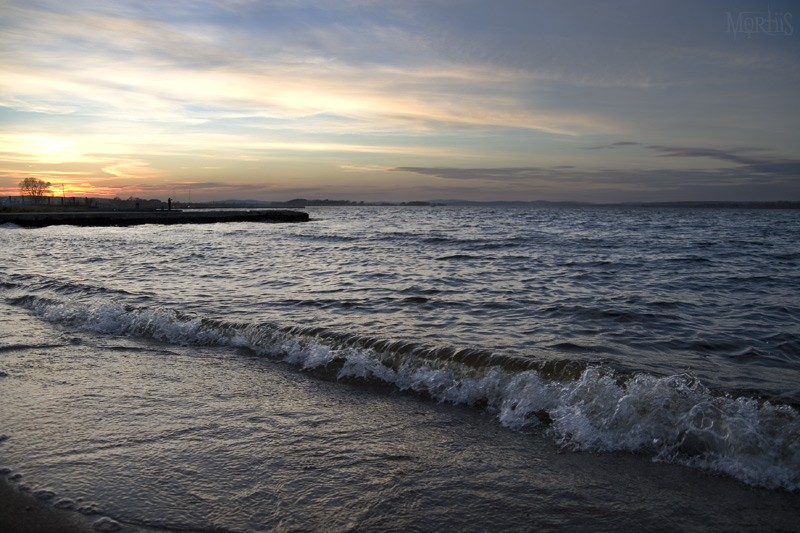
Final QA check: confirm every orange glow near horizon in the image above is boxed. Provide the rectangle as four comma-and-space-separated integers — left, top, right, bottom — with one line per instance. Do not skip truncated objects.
1, 2, 798, 203
0, 180, 161, 200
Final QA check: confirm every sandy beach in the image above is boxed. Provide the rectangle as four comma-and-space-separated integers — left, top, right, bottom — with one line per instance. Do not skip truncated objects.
0, 477, 94, 533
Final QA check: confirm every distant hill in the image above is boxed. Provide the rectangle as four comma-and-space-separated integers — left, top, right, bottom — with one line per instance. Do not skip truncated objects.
428, 199, 593, 207
431, 199, 800, 209
183, 199, 800, 209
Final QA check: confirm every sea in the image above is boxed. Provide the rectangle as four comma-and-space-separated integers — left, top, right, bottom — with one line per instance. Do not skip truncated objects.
1, 206, 799, 532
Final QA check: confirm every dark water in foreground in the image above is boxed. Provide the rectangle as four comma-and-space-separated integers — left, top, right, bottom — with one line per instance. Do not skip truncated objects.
1, 206, 799, 531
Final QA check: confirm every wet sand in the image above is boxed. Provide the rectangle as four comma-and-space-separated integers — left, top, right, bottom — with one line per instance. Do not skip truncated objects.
0, 477, 94, 533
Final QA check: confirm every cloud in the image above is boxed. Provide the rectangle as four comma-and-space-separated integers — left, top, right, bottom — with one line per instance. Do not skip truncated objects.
102, 160, 164, 180
388, 142, 800, 198
645, 145, 766, 165
1, 1, 798, 202
645, 145, 800, 180
0, 135, 87, 164
388, 167, 554, 182
153, 180, 328, 198
744, 161, 800, 176
388, 165, 777, 195
340, 165, 390, 172
584, 142, 641, 150
0, 1, 625, 136
5, 2, 789, 144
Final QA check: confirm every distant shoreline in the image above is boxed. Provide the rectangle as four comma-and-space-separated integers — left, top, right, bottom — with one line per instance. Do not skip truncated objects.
426, 200, 800, 209
2, 200, 798, 217
3, 197, 799, 211
177, 200, 800, 209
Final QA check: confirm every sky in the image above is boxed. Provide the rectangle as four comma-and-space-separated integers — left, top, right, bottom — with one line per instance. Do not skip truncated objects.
1, 0, 798, 203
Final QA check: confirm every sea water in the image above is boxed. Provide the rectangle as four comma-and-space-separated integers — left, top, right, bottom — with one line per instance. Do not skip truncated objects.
1, 206, 799, 531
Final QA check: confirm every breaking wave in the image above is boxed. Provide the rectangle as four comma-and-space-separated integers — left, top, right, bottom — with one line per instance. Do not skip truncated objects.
9, 291, 800, 492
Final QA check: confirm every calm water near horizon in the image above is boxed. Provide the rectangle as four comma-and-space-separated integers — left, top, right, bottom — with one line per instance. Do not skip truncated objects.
1, 206, 799, 531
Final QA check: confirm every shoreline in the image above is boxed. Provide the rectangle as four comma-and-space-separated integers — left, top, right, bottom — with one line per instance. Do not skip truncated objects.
0, 209, 309, 228
0, 477, 94, 533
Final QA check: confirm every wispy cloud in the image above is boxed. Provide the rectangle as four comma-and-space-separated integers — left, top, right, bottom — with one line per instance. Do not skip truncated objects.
0, 2, 625, 136
646, 145, 768, 165
389, 167, 555, 182
340, 165, 391, 172
584, 142, 641, 150
102, 160, 165, 180
1, 1, 798, 202
389, 142, 800, 201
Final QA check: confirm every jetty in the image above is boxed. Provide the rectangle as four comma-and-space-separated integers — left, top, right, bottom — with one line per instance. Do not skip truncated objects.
0, 209, 309, 228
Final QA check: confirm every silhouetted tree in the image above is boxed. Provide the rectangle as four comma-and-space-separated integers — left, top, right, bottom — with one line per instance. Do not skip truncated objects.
19, 177, 53, 204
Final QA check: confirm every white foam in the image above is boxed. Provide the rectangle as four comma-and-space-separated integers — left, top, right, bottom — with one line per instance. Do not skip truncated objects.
22, 295, 800, 491
282, 337, 800, 491
29, 298, 233, 347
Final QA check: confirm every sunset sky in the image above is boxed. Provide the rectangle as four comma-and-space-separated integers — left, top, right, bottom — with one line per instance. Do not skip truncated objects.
2, 0, 798, 203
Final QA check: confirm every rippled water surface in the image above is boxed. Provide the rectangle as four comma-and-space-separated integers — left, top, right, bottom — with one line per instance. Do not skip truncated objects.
6, 207, 799, 396
1, 206, 800, 530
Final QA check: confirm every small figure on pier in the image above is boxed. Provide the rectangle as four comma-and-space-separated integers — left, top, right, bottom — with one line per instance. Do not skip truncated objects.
168, 197, 172, 211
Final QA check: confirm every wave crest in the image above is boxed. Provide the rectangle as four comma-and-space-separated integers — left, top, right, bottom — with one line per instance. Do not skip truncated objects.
13, 294, 800, 491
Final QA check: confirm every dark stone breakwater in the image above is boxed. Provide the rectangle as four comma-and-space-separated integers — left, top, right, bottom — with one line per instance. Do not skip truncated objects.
0, 209, 309, 228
